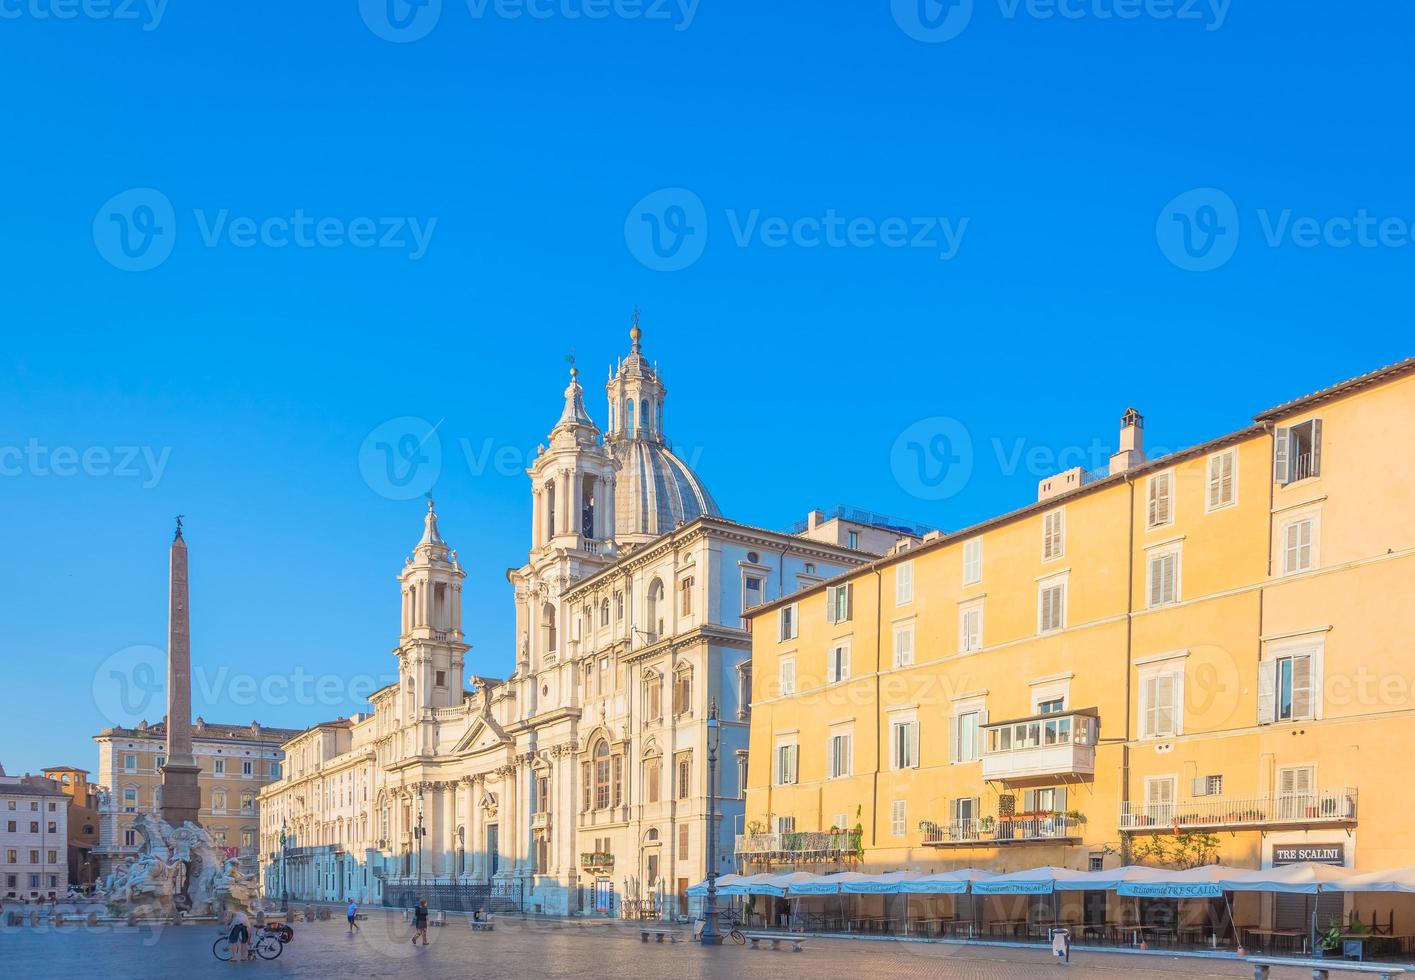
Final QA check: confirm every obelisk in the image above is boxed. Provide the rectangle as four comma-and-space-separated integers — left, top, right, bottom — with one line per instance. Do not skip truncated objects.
160, 516, 202, 828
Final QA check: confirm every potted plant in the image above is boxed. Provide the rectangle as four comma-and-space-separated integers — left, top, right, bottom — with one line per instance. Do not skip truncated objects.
1317, 921, 1343, 957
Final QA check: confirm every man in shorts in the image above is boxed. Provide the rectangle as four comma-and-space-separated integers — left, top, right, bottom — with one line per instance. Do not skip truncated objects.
347, 899, 360, 933
411, 900, 429, 945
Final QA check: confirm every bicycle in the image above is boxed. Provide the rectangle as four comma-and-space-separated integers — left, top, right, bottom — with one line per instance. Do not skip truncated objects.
718, 910, 746, 945
213, 924, 287, 961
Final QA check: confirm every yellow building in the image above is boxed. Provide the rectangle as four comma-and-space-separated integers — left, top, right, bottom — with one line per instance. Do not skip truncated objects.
742, 358, 1414, 934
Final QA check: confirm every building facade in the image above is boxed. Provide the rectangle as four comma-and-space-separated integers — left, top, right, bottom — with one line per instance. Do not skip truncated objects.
0, 769, 69, 900
743, 358, 1414, 931
93, 719, 299, 878
40, 766, 101, 889
259, 328, 913, 916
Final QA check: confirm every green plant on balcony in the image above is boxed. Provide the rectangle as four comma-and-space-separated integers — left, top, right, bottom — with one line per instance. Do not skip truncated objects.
744, 819, 768, 836
918, 820, 942, 838
1064, 809, 1087, 824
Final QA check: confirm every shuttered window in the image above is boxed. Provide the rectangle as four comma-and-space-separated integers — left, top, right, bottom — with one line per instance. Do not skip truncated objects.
890, 718, 919, 770
959, 603, 983, 652
1141, 671, 1181, 738
1274, 419, 1322, 485
890, 800, 907, 837
828, 643, 851, 684
896, 561, 914, 605
827, 733, 852, 779
778, 658, 795, 696
962, 537, 982, 585
1283, 519, 1314, 574
774, 744, 798, 785
1259, 653, 1316, 723
951, 710, 982, 763
1042, 510, 1065, 561
1038, 580, 1066, 633
826, 584, 853, 624
1207, 450, 1236, 510
1147, 548, 1180, 607
893, 622, 915, 667
1147, 471, 1174, 528
778, 604, 798, 641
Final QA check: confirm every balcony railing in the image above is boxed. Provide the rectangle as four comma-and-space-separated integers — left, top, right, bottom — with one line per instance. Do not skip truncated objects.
1119, 789, 1356, 831
581, 852, 614, 868
735, 832, 862, 863
922, 816, 1082, 847
981, 709, 1099, 782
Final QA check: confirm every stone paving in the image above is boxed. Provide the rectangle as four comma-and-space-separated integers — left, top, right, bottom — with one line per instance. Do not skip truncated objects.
0, 909, 1362, 979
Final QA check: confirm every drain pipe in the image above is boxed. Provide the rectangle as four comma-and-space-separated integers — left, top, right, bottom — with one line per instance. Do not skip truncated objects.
1121, 473, 1136, 866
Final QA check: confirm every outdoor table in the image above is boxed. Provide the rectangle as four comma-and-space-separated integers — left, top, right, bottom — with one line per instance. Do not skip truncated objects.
913, 916, 953, 937
1242, 927, 1309, 955
946, 919, 977, 939
988, 918, 1028, 939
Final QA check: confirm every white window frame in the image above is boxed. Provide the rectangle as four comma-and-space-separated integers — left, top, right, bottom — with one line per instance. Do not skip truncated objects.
1037, 573, 1067, 633
889, 711, 919, 771
958, 599, 983, 654
778, 656, 796, 697
1042, 509, 1065, 562
778, 603, 798, 641
773, 741, 799, 786
827, 729, 853, 780
1258, 638, 1323, 724
827, 640, 852, 685
895, 561, 914, 605
1139, 667, 1183, 739
1146, 470, 1175, 530
962, 537, 982, 585
1280, 512, 1320, 575
1144, 775, 1177, 823
1274, 418, 1322, 485
826, 583, 854, 624
1206, 449, 1238, 512
950, 701, 986, 763
892, 621, 915, 668
1145, 542, 1182, 608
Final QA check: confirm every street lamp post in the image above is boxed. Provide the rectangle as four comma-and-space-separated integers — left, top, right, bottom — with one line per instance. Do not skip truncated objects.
279, 823, 288, 912
415, 792, 426, 896
700, 698, 722, 945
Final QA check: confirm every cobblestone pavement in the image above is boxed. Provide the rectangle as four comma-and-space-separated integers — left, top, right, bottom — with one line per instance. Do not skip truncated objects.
0, 910, 1363, 979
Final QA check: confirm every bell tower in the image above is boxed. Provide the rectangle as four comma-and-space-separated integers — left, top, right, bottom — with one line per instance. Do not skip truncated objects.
396, 500, 469, 750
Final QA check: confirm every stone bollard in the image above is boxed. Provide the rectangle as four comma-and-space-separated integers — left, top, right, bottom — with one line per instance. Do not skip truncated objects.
87, 912, 99, 927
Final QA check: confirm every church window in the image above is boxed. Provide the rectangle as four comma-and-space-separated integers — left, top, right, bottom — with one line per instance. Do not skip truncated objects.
640, 399, 650, 434
543, 603, 557, 653
626, 400, 635, 434
676, 753, 692, 800
593, 741, 611, 810
644, 757, 661, 804
645, 671, 663, 723
545, 481, 556, 539
647, 579, 665, 638
614, 591, 624, 621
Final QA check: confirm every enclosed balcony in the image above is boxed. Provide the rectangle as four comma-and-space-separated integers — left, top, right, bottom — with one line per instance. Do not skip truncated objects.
735, 831, 862, 865
922, 816, 1082, 847
981, 709, 1098, 782
1120, 789, 1357, 832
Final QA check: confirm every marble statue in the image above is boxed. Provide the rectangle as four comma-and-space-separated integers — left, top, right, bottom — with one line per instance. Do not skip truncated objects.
99, 813, 256, 920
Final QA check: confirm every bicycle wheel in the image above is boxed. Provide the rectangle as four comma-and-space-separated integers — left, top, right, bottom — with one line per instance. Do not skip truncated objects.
255, 934, 284, 960
213, 937, 234, 961
729, 928, 745, 945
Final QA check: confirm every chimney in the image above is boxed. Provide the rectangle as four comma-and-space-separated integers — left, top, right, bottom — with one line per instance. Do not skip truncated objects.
806, 510, 825, 530
1109, 407, 1145, 475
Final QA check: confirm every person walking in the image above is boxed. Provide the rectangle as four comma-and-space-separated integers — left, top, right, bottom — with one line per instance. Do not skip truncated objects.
347, 899, 360, 934
411, 900, 429, 946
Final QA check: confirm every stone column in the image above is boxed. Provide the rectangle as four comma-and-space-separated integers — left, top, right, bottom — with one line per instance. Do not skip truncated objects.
161, 522, 202, 828
443, 782, 457, 876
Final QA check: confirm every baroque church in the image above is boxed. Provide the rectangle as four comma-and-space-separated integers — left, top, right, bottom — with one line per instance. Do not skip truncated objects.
259, 325, 911, 916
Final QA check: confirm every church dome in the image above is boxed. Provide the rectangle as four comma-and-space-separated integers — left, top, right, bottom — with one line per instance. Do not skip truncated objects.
611, 437, 719, 539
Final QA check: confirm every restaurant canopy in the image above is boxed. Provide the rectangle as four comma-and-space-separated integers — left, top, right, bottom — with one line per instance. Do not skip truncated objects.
972, 867, 1087, 895
752, 871, 824, 896
716, 873, 779, 896
1330, 866, 1415, 894
903, 869, 997, 894
840, 871, 923, 894
1217, 863, 1355, 894
789, 872, 873, 895
686, 874, 741, 897
1117, 864, 1244, 898
1053, 865, 1166, 893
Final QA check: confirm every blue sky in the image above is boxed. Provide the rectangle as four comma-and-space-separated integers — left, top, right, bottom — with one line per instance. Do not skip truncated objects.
1, 2, 1410, 776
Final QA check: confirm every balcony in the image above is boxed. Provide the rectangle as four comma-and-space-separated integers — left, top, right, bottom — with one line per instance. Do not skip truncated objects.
735, 831, 862, 865
922, 816, 1082, 847
581, 851, 614, 869
981, 709, 1098, 783
531, 811, 551, 830
1120, 789, 1357, 832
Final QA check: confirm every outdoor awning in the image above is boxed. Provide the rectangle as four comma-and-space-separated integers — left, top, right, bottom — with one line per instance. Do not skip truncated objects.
753, 871, 823, 897
903, 868, 997, 894
1217, 862, 1354, 894
1053, 865, 1166, 892
717, 873, 779, 896
789, 872, 872, 895
1329, 867, 1415, 894
972, 866, 1086, 895
1117, 865, 1244, 898
843, 871, 924, 895
686, 874, 740, 897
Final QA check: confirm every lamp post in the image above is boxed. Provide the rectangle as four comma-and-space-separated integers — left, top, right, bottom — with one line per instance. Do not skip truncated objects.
279, 823, 288, 912
700, 698, 722, 945
415, 791, 426, 896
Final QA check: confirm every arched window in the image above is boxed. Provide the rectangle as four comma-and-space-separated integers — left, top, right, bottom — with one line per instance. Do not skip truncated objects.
644, 754, 662, 804
640, 399, 650, 434
593, 741, 611, 810
542, 602, 557, 653
626, 400, 636, 434
545, 480, 557, 538
600, 599, 610, 627
647, 579, 665, 638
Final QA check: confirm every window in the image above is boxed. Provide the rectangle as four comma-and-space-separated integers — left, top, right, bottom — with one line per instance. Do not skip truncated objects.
678, 822, 689, 857
46, 824, 56, 836
1276, 766, 1315, 818
1089, 854, 1105, 872
1042, 509, 1065, 561
242, 760, 253, 776
951, 710, 981, 763
1282, 517, 1316, 574
892, 622, 914, 668
895, 561, 914, 605
1274, 418, 1322, 484
776, 815, 796, 835
123, 829, 136, 847
679, 576, 694, 616
774, 744, 798, 785
1038, 697, 1065, 715
644, 757, 661, 803
600, 599, 610, 627
672, 666, 692, 717
155, 755, 165, 769
890, 800, 906, 837
778, 658, 795, 696
890, 717, 919, 770
1146, 471, 1174, 529
963, 537, 982, 585
827, 732, 852, 779
1144, 777, 1176, 822
213, 789, 228, 812
950, 797, 978, 826
269, 762, 281, 779
1259, 650, 1317, 723
1022, 786, 1068, 813
827, 642, 851, 684
1147, 545, 1181, 607
1141, 670, 1182, 738
214, 759, 225, 776
598, 656, 610, 696
831, 812, 848, 833
826, 584, 853, 624
645, 672, 663, 722
593, 742, 611, 810
1192, 774, 1224, 797
744, 575, 762, 609
122, 754, 137, 772
804, 562, 815, 575
1207, 450, 1237, 510
122, 788, 137, 812
848, 530, 860, 549
778, 604, 798, 641
676, 753, 691, 799
959, 601, 983, 653
47, 849, 57, 863
614, 590, 624, 621
1038, 576, 1066, 633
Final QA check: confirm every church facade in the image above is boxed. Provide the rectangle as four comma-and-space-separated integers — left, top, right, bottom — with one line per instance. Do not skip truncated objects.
258, 327, 912, 916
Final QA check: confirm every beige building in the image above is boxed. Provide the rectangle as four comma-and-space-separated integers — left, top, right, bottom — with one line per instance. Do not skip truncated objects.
0, 767, 69, 900
94, 718, 300, 877
260, 327, 916, 916
40, 766, 101, 889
